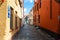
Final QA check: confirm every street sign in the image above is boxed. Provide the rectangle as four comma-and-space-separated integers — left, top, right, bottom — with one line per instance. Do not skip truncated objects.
8, 6, 11, 18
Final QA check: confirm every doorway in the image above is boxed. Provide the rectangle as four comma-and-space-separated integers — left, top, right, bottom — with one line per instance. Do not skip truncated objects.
10, 7, 14, 30
15, 11, 18, 29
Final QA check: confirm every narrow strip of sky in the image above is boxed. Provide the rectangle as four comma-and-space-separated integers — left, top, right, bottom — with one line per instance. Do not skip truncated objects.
24, 0, 34, 15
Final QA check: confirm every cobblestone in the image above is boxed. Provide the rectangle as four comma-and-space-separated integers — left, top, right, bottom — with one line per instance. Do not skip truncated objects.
12, 24, 57, 40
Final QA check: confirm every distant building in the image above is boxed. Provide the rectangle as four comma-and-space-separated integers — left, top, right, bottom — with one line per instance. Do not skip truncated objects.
0, 0, 23, 40
27, 9, 33, 25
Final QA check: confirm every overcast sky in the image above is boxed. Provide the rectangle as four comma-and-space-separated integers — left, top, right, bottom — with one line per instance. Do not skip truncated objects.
24, 0, 34, 15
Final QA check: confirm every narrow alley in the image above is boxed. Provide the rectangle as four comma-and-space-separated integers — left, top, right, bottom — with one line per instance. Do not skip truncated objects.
0, 0, 60, 40
12, 24, 55, 40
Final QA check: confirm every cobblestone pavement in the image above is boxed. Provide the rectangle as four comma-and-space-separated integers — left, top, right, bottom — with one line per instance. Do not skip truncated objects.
12, 24, 59, 40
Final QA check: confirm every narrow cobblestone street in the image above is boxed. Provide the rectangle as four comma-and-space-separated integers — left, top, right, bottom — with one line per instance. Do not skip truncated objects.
12, 24, 56, 40
0, 0, 60, 40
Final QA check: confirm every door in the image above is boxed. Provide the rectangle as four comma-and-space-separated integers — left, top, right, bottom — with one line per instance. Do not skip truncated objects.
10, 7, 14, 30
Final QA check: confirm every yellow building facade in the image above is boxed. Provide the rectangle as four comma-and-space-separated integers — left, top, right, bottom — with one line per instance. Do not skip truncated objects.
0, 0, 23, 40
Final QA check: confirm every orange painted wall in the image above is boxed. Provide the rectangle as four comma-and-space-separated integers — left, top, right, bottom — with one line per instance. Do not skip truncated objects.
33, 0, 60, 34
40, 0, 59, 34
33, 3, 38, 26
59, 3, 60, 33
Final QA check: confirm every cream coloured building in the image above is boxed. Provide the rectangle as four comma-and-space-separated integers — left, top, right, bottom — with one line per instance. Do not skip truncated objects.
0, 0, 23, 40
27, 9, 33, 25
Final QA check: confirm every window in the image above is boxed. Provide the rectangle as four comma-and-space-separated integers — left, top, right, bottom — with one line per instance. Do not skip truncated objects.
50, 0, 52, 19
10, 7, 14, 30
15, 11, 17, 14
34, 15, 36, 22
36, 5, 37, 11
34, 6, 36, 11
55, 0, 60, 3
35, 5, 36, 11
37, 4, 38, 10
15, 11, 18, 29
0, 0, 4, 6
18, 0, 22, 7
20, 2, 22, 7
15, 16, 18, 29
15, 0, 17, 5
33, 7, 34, 13
38, 15, 40, 23
40, 0, 41, 8
34, 6, 35, 12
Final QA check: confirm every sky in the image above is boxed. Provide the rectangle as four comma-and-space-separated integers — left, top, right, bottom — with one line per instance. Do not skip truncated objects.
24, 0, 34, 15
